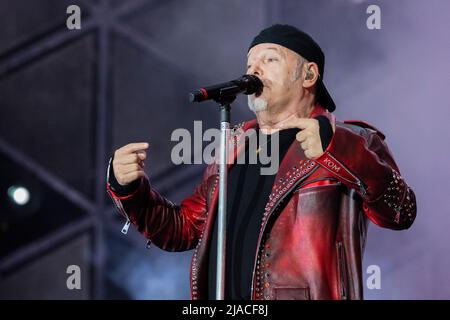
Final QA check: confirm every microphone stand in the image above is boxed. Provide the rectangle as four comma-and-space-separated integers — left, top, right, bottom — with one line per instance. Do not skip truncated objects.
191, 80, 260, 299
214, 88, 238, 300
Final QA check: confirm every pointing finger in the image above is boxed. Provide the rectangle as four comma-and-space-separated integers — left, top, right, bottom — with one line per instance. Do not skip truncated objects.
275, 116, 312, 130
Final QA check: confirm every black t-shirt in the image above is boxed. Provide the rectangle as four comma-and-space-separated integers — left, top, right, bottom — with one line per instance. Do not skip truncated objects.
207, 128, 299, 299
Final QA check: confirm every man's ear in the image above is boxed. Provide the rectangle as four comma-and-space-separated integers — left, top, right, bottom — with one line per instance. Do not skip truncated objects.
303, 62, 319, 89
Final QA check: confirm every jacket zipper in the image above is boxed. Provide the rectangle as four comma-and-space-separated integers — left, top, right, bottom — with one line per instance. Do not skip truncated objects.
113, 195, 131, 234
108, 191, 132, 234
121, 218, 131, 234
337, 241, 348, 299
106, 157, 132, 234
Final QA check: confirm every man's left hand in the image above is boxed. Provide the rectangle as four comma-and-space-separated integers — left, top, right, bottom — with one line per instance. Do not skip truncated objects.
275, 116, 327, 160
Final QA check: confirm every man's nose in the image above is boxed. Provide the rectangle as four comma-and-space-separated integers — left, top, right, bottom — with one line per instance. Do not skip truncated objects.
248, 62, 263, 76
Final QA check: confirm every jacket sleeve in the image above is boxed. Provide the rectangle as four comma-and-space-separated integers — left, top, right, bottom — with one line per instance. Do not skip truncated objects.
106, 158, 212, 251
315, 121, 417, 230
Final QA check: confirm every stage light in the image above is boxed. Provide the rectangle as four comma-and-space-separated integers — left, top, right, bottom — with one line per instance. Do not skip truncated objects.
7, 186, 30, 206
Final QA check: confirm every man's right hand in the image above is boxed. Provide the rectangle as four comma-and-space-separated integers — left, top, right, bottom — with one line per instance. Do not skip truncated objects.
112, 142, 149, 186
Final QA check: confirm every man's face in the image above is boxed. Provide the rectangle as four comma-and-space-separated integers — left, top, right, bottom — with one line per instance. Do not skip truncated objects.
246, 43, 302, 113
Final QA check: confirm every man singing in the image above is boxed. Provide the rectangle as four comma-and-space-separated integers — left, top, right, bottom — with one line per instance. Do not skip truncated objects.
106, 24, 416, 300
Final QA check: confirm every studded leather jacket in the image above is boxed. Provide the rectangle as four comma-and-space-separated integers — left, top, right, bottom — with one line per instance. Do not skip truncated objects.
106, 105, 416, 300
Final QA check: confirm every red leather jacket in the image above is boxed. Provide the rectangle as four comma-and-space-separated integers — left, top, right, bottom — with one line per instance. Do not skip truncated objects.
107, 105, 416, 300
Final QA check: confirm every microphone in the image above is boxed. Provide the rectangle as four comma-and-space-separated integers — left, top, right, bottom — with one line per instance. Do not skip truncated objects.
189, 75, 263, 103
